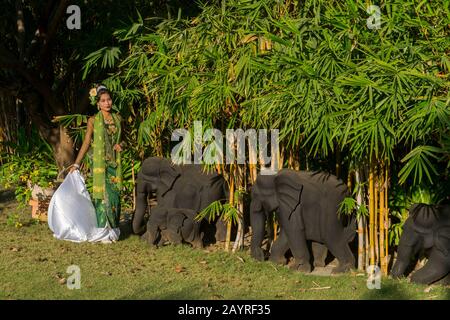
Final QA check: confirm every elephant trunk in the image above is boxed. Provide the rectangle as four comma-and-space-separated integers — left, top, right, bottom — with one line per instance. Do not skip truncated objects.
132, 185, 148, 234
250, 199, 266, 261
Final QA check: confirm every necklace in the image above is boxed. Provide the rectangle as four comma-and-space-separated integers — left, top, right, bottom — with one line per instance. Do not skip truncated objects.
104, 117, 114, 125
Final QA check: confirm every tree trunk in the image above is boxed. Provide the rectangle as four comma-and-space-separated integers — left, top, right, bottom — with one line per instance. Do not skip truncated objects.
52, 126, 75, 171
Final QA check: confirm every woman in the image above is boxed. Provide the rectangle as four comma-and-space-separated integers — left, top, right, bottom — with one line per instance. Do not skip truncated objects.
69, 85, 124, 232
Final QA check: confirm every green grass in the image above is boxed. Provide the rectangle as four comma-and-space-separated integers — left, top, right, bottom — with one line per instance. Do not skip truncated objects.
0, 193, 449, 300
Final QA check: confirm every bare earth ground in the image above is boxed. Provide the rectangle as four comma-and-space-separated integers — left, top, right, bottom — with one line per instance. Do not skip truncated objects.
0, 189, 449, 300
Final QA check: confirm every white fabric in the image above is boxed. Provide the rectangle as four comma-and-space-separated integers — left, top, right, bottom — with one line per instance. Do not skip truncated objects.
48, 171, 120, 243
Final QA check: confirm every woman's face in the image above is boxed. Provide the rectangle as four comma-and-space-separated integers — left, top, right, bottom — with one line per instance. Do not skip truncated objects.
97, 93, 112, 112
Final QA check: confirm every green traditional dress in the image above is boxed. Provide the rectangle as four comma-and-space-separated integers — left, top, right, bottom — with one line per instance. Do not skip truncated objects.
92, 111, 122, 229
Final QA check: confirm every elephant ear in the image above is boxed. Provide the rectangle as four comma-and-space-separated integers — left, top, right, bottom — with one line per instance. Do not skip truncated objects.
434, 226, 450, 256
274, 171, 304, 220
159, 163, 181, 196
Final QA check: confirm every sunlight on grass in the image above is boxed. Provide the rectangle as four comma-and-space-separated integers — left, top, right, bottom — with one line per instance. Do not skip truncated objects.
0, 203, 448, 300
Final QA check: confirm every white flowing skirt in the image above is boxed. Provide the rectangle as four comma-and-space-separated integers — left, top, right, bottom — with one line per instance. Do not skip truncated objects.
48, 171, 120, 243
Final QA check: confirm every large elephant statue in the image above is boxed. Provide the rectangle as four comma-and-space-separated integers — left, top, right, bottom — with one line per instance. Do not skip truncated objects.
390, 203, 450, 284
141, 207, 203, 248
132, 157, 227, 240
250, 169, 355, 273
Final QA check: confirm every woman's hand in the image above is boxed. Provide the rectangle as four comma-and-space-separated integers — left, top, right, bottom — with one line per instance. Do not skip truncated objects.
113, 144, 123, 152
69, 164, 80, 173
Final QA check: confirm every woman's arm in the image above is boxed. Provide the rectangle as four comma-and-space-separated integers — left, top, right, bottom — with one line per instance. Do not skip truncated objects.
70, 117, 94, 171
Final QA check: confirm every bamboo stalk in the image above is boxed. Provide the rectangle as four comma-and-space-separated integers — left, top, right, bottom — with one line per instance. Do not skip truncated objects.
131, 159, 136, 211
385, 163, 389, 270
347, 171, 352, 191
374, 177, 379, 266
288, 149, 294, 169
335, 145, 341, 178
355, 170, 365, 271
248, 143, 257, 183
216, 162, 222, 175
272, 146, 283, 241
225, 164, 235, 252
379, 164, 386, 275
232, 164, 245, 252
365, 217, 370, 268
369, 161, 375, 267
278, 145, 284, 171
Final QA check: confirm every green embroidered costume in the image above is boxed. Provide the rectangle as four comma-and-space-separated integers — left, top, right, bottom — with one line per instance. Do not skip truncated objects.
92, 111, 122, 228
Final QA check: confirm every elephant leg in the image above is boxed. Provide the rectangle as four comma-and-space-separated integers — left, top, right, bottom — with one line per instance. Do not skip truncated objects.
166, 224, 183, 245
186, 221, 203, 249
326, 237, 355, 274
312, 242, 328, 268
165, 210, 185, 245
410, 250, 450, 285
279, 210, 311, 273
143, 224, 160, 247
269, 228, 289, 265
140, 230, 150, 243
177, 210, 203, 249
250, 199, 266, 261
287, 232, 311, 273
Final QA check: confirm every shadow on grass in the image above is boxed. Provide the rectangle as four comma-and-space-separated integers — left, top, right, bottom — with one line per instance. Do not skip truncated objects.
360, 281, 414, 300
119, 213, 134, 241
119, 282, 208, 300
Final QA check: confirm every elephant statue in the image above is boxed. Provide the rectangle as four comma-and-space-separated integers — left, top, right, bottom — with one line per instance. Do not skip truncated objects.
133, 157, 227, 240
250, 169, 356, 273
390, 203, 450, 285
141, 207, 203, 248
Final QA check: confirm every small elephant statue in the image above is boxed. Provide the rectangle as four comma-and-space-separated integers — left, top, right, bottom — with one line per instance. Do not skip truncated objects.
390, 203, 450, 285
141, 207, 204, 249
250, 169, 355, 273
133, 157, 228, 241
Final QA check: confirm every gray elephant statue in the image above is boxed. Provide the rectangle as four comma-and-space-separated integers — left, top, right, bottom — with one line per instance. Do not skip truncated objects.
133, 157, 227, 241
390, 203, 450, 284
141, 207, 203, 248
250, 169, 355, 273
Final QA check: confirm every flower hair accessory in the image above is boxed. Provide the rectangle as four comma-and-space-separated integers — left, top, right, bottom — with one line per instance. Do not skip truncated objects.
89, 85, 108, 106
89, 87, 97, 106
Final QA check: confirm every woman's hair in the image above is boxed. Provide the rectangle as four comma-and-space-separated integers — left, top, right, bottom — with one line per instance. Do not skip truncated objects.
96, 84, 111, 101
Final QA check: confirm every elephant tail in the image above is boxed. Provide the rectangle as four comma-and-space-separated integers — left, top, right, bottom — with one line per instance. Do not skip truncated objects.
344, 215, 357, 243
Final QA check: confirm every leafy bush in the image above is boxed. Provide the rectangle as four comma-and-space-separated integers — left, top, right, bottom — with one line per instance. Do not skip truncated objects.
0, 127, 58, 206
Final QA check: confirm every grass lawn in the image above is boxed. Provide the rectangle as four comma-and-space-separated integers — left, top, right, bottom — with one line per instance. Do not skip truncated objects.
0, 190, 449, 300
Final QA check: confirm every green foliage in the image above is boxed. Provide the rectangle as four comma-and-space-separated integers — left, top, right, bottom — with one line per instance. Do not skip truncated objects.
77, 0, 450, 247
196, 200, 240, 226
338, 197, 358, 217
83, 0, 449, 185
6, 213, 22, 228
0, 128, 58, 206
